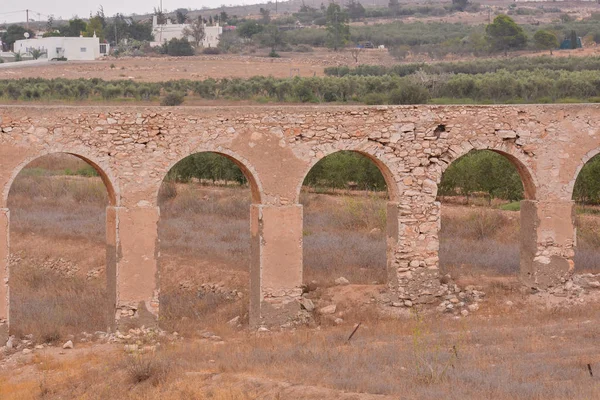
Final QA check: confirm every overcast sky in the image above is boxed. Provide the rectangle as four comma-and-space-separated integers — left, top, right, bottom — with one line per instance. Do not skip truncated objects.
1, 1, 251, 24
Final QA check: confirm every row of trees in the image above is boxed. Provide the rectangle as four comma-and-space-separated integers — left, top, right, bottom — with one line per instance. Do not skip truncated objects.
165, 151, 387, 193
325, 55, 600, 77
439, 151, 523, 202
439, 150, 600, 206
234, 2, 352, 54
163, 149, 600, 206
6, 67, 600, 104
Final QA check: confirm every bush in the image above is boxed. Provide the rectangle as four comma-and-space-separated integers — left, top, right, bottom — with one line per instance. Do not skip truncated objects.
166, 38, 194, 56
388, 81, 430, 105
202, 47, 220, 55
293, 44, 313, 52
160, 92, 185, 106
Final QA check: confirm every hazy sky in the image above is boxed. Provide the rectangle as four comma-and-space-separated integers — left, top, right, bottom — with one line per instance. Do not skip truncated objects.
0, 1, 250, 24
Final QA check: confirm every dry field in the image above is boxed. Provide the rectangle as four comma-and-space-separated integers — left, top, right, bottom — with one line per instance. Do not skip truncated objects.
0, 51, 394, 82
2, 302, 600, 399
4, 154, 600, 398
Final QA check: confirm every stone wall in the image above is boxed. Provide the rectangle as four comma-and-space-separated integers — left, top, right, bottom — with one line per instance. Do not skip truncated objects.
0, 104, 597, 333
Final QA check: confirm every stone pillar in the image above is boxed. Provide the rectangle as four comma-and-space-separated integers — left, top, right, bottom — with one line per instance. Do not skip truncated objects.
520, 200, 575, 288
114, 206, 160, 329
394, 200, 443, 304
250, 204, 303, 327
0, 209, 8, 343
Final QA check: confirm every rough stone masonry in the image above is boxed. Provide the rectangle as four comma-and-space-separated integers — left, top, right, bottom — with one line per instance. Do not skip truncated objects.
0, 104, 596, 339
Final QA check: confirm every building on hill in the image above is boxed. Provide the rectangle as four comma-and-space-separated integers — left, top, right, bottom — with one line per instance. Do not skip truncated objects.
151, 16, 223, 48
14, 35, 109, 60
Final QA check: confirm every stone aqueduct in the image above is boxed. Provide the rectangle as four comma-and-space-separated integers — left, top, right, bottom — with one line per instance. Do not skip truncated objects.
0, 104, 597, 337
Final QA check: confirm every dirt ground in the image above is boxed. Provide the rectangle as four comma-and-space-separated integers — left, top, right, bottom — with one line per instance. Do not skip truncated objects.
0, 50, 395, 82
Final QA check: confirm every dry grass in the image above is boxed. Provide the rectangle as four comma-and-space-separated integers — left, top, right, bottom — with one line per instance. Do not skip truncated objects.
301, 191, 387, 285
2, 304, 600, 399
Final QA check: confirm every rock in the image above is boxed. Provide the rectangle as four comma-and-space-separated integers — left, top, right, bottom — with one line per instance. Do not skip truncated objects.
5, 337, 14, 349
319, 304, 337, 315
35, 345, 44, 350
404, 300, 413, 307
335, 277, 350, 286
391, 302, 403, 307
588, 281, 600, 289
209, 336, 222, 342
467, 303, 479, 312
460, 310, 469, 317
22, 348, 32, 354
505, 301, 514, 307
334, 318, 344, 325
62, 340, 74, 350
257, 327, 270, 333
200, 332, 215, 339
299, 298, 315, 312
227, 316, 241, 326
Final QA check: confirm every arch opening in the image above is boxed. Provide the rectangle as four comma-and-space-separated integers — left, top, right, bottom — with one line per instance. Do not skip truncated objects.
7, 153, 112, 342
572, 153, 600, 273
157, 152, 259, 335
300, 150, 393, 294
438, 149, 530, 289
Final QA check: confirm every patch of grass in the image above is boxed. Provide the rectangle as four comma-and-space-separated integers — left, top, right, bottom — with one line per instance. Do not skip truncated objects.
499, 201, 520, 211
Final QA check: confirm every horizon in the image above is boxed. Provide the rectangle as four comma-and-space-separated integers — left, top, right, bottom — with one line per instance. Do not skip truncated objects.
0, 0, 269, 25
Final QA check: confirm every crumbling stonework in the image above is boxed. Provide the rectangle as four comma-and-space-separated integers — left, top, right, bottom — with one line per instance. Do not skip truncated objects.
0, 104, 596, 329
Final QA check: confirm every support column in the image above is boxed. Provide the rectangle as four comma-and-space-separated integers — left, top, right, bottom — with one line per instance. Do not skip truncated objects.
114, 206, 160, 330
250, 204, 303, 327
0, 209, 8, 343
394, 200, 443, 304
520, 200, 575, 288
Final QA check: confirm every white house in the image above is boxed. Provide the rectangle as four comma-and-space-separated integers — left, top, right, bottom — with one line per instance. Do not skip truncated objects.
151, 16, 223, 48
13, 36, 109, 61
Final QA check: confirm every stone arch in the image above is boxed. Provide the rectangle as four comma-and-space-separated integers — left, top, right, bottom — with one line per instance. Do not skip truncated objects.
568, 147, 600, 201
296, 143, 400, 287
294, 143, 401, 204
3, 150, 118, 336
155, 148, 264, 205
3, 151, 119, 207
438, 143, 537, 200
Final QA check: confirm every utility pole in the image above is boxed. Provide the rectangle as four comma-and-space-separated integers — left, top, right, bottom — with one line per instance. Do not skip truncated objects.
26, 9, 29, 30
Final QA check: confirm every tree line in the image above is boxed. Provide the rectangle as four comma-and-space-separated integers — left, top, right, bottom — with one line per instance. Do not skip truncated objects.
325, 55, 600, 78
163, 150, 600, 206
7, 68, 600, 104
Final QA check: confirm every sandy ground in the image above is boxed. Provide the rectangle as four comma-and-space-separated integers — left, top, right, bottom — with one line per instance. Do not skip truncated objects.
0, 51, 394, 82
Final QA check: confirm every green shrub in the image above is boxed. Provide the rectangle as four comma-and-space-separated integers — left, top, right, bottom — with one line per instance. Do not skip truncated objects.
388, 81, 430, 105
202, 47, 220, 55
160, 92, 185, 106
166, 38, 194, 56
